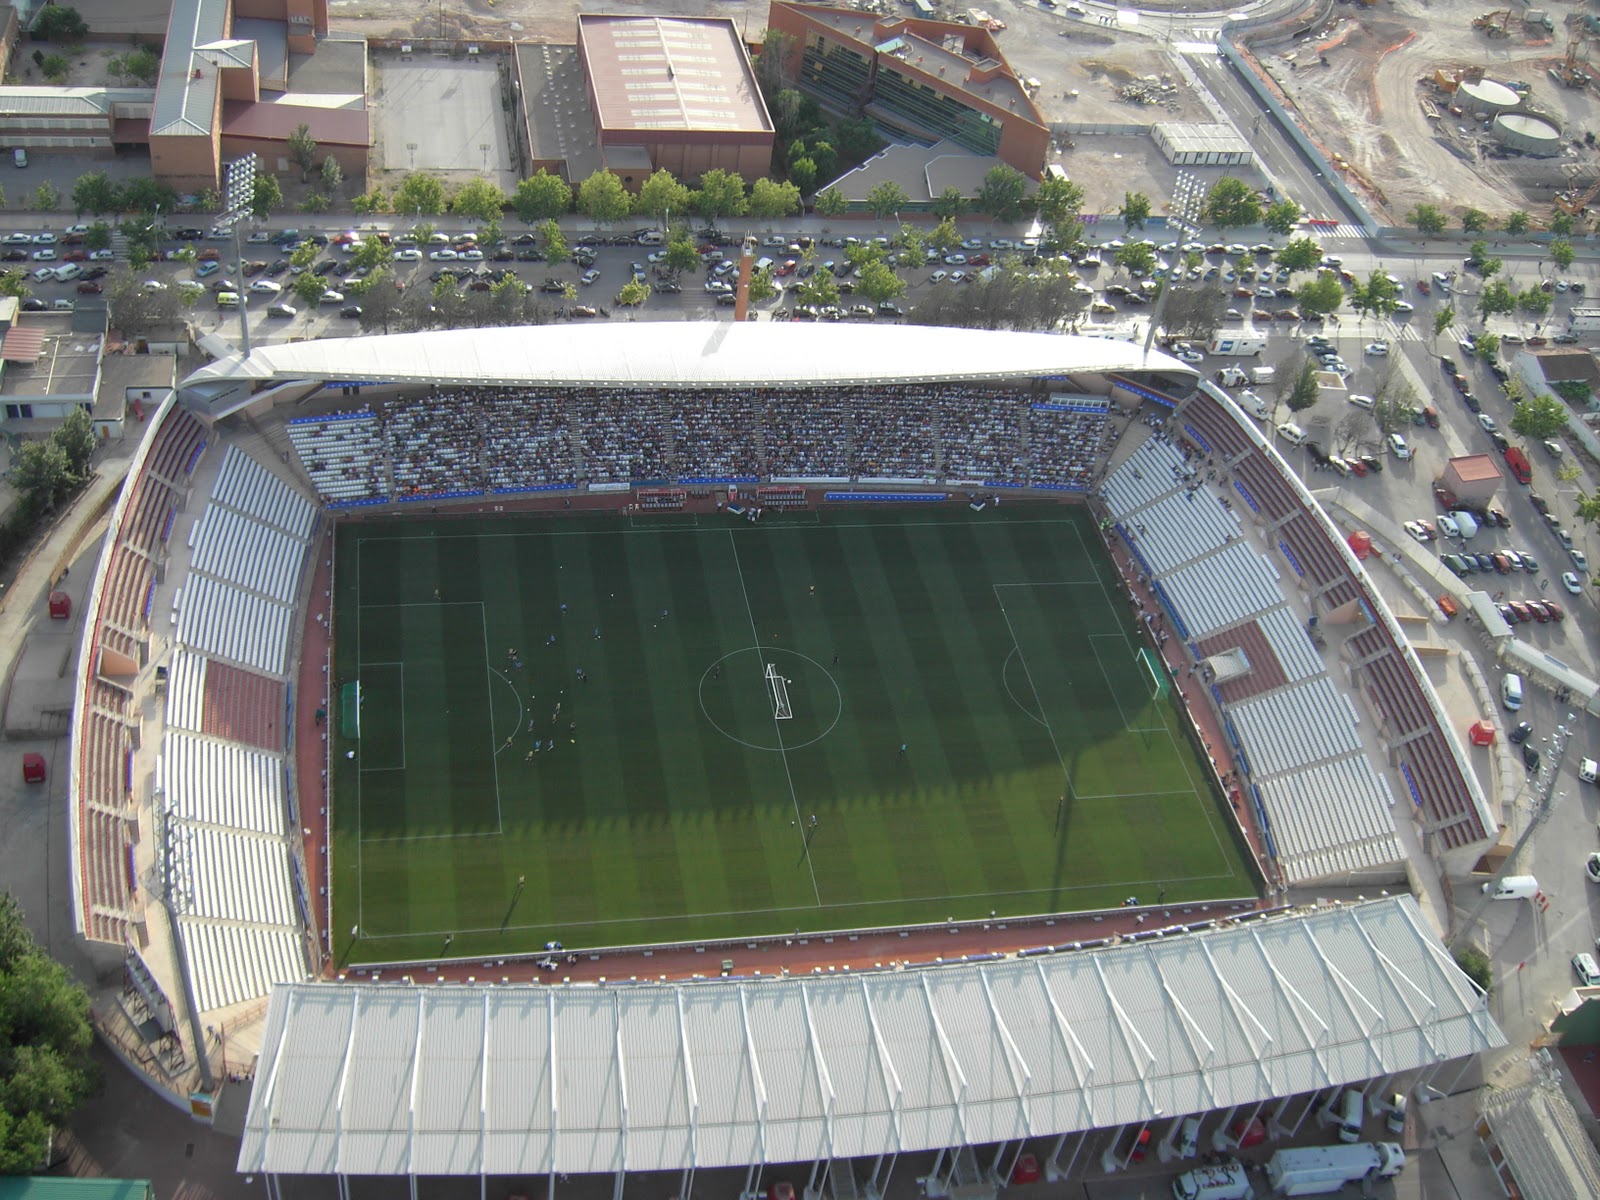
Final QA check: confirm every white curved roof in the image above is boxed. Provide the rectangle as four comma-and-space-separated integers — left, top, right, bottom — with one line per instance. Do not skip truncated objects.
181, 322, 1192, 391
237, 896, 1504, 1178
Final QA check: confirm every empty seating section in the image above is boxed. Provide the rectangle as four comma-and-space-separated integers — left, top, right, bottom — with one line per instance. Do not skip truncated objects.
668, 390, 761, 480
1122, 489, 1239, 575
481, 392, 577, 491
100, 545, 153, 637
200, 660, 287, 751
855, 384, 938, 480
1195, 620, 1290, 704
1278, 513, 1351, 592
1256, 759, 1403, 884
144, 408, 207, 485
1100, 437, 1188, 516
160, 731, 288, 836
579, 388, 669, 483
1230, 678, 1362, 777
287, 411, 385, 503
191, 506, 305, 604
1028, 406, 1111, 489
939, 390, 1024, 483
281, 385, 1109, 499
765, 387, 852, 478
1232, 455, 1297, 521
167, 824, 296, 927
165, 650, 207, 733
90, 678, 131, 718
1181, 391, 1253, 462
1160, 542, 1281, 638
1257, 606, 1325, 684
175, 575, 293, 675
76, 711, 135, 940
211, 445, 317, 539
176, 921, 306, 1015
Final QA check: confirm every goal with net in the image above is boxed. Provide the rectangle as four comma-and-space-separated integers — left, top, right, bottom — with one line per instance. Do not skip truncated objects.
1135, 647, 1169, 702
766, 663, 793, 720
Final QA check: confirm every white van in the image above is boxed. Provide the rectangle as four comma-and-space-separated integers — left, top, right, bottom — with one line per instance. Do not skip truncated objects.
1501, 672, 1524, 711
12, 148, 26, 168
636, 230, 665, 246
1175, 1116, 1201, 1158
1330, 1088, 1364, 1143
215, 291, 241, 308
1170, 1161, 1250, 1200
1275, 421, 1307, 447
52, 261, 81, 282
1451, 510, 1479, 539
1385, 1093, 1408, 1134
1483, 875, 1540, 900
754, 256, 774, 273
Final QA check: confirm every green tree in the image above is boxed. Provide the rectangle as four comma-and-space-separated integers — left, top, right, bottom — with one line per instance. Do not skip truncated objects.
1115, 241, 1156, 276
1466, 239, 1490, 266
351, 186, 389, 216
11, 439, 73, 512
1351, 270, 1399, 320
1473, 332, 1501, 360
1035, 176, 1086, 226
320, 156, 343, 194
298, 191, 330, 214
292, 270, 330, 308
1503, 210, 1531, 236
747, 178, 800, 220
250, 173, 282, 219
664, 234, 700, 275
856, 260, 907, 305
753, 27, 796, 96
540, 218, 568, 266
786, 157, 818, 195
1295, 272, 1346, 316
0, 268, 31, 300
1460, 208, 1489, 233
1454, 946, 1492, 995
84, 221, 111, 252
616, 277, 651, 307
926, 215, 961, 253
1550, 211, 1575, 237
54, 407, 97, 478
1120, 191, 1151, 232
1518, 286, 1553, 318
71, 171, 121, 216
1481, 258, 1504, 282
864, 180, 909, 221
451, 177, 506, 227
39, 52, 69, 82
29, 181, 58, 212
392, 172, 448, 216
806, 140, 838, 184
634, 170, 691, 227
1554, 378, 1593, 407
1202, 177, 1261, 230
1477, 278, 1516, 321
513, 171, 573, 222
1577, 490, 1600, 527
289, 240, 320, 271
740, 268, 775, 306
894, 224, 925, 269
1261, 198, 1303, 236
1433, 304, 1456, 343
793, 268, 840, 311
125, 45, 160, 85
1274, 236, 1323, 274
1550, 239, 1576, 271
769, 88, 804, 138
693, 169, 747, 222
34, 5, 89, 42
834, 116, 882, 164
120, 178, 177, 215
350, 236, 393, 273
1285, 356, 1321, 412
1511, 393, 1573, 439
1407, 203, 1448, 238
812, 187, 848, 218
354, 276, 406, 336
287, 123, 317, 181
976, 165, 1031, 222
931, 187, 967, 220
576, 169, 633, 226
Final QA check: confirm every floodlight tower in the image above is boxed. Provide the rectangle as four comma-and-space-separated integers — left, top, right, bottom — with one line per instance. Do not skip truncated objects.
222, 153, 258, 356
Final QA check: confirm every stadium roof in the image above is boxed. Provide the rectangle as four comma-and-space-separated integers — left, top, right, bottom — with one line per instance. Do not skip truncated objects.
237, 896, 1503, 1177
181, 323, 1192, 394
578, 15, 772, 134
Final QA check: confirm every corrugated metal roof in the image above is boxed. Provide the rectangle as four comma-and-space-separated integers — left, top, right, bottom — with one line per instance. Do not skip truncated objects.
1481, 1077, 1600, 1200
2, 326, 44, 363
151, 0, 230, 137
180, 322, 1194, 397
0, 86, 155, 117
238, 896, 1505, 1177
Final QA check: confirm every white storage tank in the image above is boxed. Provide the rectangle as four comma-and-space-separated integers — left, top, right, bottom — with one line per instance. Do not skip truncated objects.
1493, 111, 1563, 156
1458, 77, 1519, 115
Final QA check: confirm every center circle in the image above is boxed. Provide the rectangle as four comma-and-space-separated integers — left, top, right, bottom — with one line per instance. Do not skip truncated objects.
698, 647, 843, 752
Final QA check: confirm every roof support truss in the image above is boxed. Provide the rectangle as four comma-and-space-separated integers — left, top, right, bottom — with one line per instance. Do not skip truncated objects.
800, 983, 837, 1160
979, 971, 1031, 1136
1033, 959, 1097, 1129
737, 986, 770, 1165
860, 978, 904, 1151
920, 974, 970, 1145
1200, 941, 1278, 1097
1251, 928, 1334, 1089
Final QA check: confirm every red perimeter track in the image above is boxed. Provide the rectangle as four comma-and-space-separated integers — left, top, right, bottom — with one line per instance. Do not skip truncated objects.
293, 492, 1271, 985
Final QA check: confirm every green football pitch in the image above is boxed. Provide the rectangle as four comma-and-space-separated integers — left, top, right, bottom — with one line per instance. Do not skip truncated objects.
328, 506, 1257, 965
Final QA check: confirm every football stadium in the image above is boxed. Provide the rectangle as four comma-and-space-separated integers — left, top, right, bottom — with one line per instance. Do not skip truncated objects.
65, 322, 1502, 1192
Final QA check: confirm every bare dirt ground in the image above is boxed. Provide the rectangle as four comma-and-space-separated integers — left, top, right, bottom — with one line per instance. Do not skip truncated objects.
1257, 0, 1600, 224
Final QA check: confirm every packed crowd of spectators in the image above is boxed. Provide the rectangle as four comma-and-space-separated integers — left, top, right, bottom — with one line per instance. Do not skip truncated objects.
287, 384, 1111, 500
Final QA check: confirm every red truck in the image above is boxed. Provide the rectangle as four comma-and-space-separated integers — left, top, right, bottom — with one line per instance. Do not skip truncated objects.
1504, 445, 1532, 484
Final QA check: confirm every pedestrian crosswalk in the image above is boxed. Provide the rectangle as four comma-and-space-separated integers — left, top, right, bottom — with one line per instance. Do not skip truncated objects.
1314, 223, 1372, 239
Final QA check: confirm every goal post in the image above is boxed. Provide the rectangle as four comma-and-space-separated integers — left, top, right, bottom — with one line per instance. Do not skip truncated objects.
766, 663, 793, 720
1135, 647, 1169, 703
341, 681, 362, 738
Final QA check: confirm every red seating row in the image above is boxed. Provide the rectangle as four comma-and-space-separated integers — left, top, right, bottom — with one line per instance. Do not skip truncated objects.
1181, 393, 1254, 462
1279, 513, 1350, 589
1231, 455, 1298, 521
75, 701, 135, 942
120, 474, 176, 556
99, 545, 152, 636
202, 660, 288, 752
1196, 619, 1290, 703
144, 409, 207, 486
91, 678, 130, 717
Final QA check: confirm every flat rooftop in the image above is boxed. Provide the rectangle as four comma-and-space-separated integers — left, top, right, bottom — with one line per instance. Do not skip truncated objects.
577, 14, 771, 134
0, 318, 102, 398
515, 43, 604, 183
1448, 454, 1503, 482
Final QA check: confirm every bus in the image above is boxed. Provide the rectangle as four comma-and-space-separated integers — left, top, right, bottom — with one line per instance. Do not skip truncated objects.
912, 0, 935, 16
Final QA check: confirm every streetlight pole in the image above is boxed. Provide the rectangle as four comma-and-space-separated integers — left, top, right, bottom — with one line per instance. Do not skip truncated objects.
222, 153, 258, 356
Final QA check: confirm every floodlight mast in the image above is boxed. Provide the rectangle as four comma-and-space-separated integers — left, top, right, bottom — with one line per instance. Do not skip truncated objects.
222, 154, 259, 357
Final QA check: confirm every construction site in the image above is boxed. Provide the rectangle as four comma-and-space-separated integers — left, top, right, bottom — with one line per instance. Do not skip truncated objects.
1255, 0, 1600, 226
